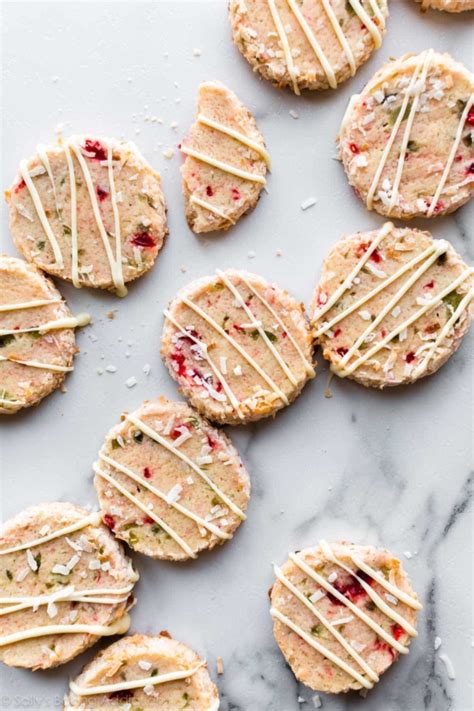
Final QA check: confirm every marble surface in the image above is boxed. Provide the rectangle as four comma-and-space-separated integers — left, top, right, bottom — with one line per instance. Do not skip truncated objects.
0, 1, 473, 709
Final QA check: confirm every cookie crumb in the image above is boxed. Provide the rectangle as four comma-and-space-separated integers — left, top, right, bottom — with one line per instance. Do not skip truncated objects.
105, 365, 117, 373
216, 656, 224, 675
289, 109, 300, 119
106, 310, 115, 320
193, 48, 202, 57
125, 376, 137, 388
162, 148, 175, 159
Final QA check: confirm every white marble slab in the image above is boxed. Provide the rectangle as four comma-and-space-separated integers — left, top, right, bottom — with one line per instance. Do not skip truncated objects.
0, 1, 472, 709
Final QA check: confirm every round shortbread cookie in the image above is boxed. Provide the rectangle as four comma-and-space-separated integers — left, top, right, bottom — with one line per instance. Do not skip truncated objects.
0, 502, 138, 670
270, 540, 421, 694
6, 135, 168, 295
339, 50, 474, 219
63, 633, 219, 710
161, 269, 315, 425
181, 81, 269, 233
229, 0, 389, 94
416, 0, 474, 11
0, 255, 90, 415
93, 397, 250, 562
311, 222, 473, 388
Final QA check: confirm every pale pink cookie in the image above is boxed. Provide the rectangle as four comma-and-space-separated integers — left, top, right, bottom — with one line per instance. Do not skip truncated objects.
270, 540, 421, 694
416, 0, 474, 11
94, 397, 250, 562
0, 502, 137, 670
229, 0, 389, 94
6, 136, 168, 295
63, 633, 219, 710
311, 222, 474, 388
161, 269, 315, 425
339, 50, 474, 219
181, 81, 269, 233
0, 255, 90, 414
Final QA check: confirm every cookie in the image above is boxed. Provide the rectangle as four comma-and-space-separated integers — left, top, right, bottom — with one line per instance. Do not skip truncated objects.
63, 633, 219, 710
311, 222, 473, 388
93, 397, 250, 562
229, 0, 389, 94
0, 502, 138, 670
5, 135, 168, 295
270, 540, 421, 693
0, 255, 90, 414
161, 269, 315, 425
416, 0, 474, 11
339, 50, 474, 219
181, 81, 269, 233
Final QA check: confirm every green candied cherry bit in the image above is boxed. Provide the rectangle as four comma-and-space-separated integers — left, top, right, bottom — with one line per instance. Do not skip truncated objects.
456, 99, 467, 117
6, 570, 13, 581
37, 240, 45, 250
311, 624, 323, 637
443, 290, 463, 312
33, 553, 41, 574
345, 0, 355, 14
407, 140, 420, 152
264, 330, 277, 343
389, 102, 412, 127
365, 600, 376, 611
151, 524, 162, 535
128, 531, 138, 546
0, 334, 15, 348
462, 133, 472, 147
249, 329, 259, 340
111, 438, 121, 449
62, 224, 72, 236
133, 430, 144, 443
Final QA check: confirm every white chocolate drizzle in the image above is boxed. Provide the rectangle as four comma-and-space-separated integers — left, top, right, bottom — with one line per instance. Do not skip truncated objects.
69, 663, 203, 697
180, 145, 266, 184
94, 465, 196, 558
0, 614, 130, 648
0, 312, 90, 337
266, 0, 384, 92
197, 114, 271, 168
271, 542, 422, 684
19, 159, 64, 268
0, 355, 73, 373
189, 196, 235, 225
0, 299, 61, 313
0, 583, 134, 616
98, 451, 232, 540
126, 414, 246, 520
0, 511, 102, 555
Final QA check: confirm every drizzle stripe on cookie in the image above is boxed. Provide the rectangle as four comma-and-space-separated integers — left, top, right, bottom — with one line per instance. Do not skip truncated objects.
190, 196, 235, 225
94, 465, 196, 558
0, 614, 130, 648
64, 144, 80, 288
99, 452, 232, 540
180, 145, 266, 184
0, 512, 102, 555
197, 114, 271, 168
180, 295, 289, 405
267, 0, 300, 94
0, 355, 73, 373
348, 0, 383, 48
0, 584, 134, 615
69, 664, 203, 697
0, 312, 90, 337
0, 299, 61, 313
274, 564, 379, 684
126, 413, 246, 519
19, 160, 64, 268
320, 0, 356, 76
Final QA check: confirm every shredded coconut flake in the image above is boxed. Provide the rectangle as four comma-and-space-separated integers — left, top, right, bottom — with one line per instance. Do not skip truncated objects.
439, 653, 455, 680
301, 197, 317, 211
